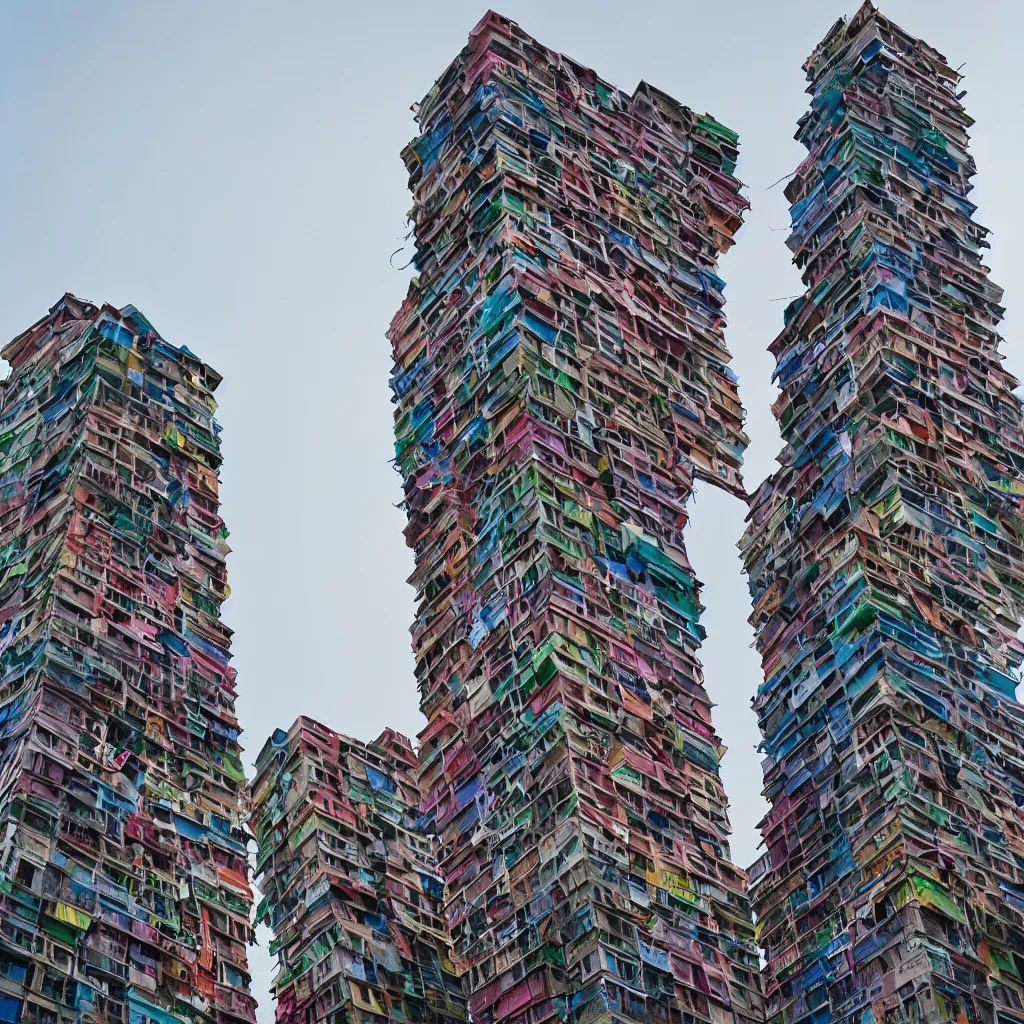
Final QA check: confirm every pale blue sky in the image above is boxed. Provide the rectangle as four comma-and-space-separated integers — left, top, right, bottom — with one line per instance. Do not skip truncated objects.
3, 1, 1022, 1018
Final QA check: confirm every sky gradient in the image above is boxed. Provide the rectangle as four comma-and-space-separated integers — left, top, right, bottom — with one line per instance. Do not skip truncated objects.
3, 1, 1022, 1018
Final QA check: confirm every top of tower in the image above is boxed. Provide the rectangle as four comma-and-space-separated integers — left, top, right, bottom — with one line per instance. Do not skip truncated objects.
804, 1, 959, 89
412, 8, 730, 143
2, 292, 223, 391
253, 715, 419, 776
396, 10, 749, 499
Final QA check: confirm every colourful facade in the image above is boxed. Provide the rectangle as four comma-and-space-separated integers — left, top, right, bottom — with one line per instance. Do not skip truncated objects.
250, 717, 467, 1024
742, 5, 1024, 1024
0, 297, 255, 1024
389, 13, 762, 1024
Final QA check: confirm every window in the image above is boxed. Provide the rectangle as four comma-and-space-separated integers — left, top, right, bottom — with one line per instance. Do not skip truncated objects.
0, 958, 27, 985
14, 861, 39, 889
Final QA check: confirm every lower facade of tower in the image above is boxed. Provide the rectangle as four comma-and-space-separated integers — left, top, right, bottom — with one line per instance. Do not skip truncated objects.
744, 314, 1024, 1024
410, 434, 763, 1024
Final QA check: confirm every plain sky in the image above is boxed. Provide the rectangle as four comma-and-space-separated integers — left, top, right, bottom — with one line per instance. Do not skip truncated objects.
2, 1, 1022, 1019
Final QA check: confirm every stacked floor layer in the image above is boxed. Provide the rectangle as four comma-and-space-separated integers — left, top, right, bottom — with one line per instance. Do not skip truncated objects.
742, 5, 1024, 1024
0, 296, 255, 1024
389, 13, 762, 1024
250, 717, 467, 1024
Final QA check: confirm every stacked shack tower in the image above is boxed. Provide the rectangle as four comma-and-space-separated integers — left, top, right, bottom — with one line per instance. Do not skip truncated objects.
0, 297, 255, 1024
390, 13, 762, 1024
742, 5, 1024, 1024
250, 717, 467, 1024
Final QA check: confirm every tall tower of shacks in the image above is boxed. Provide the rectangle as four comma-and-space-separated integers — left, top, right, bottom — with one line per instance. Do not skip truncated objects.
389, 13, 762, 1024
0, 297, 256, 1024
742, 5, 1024, 1024
250, 717, 467, 1024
